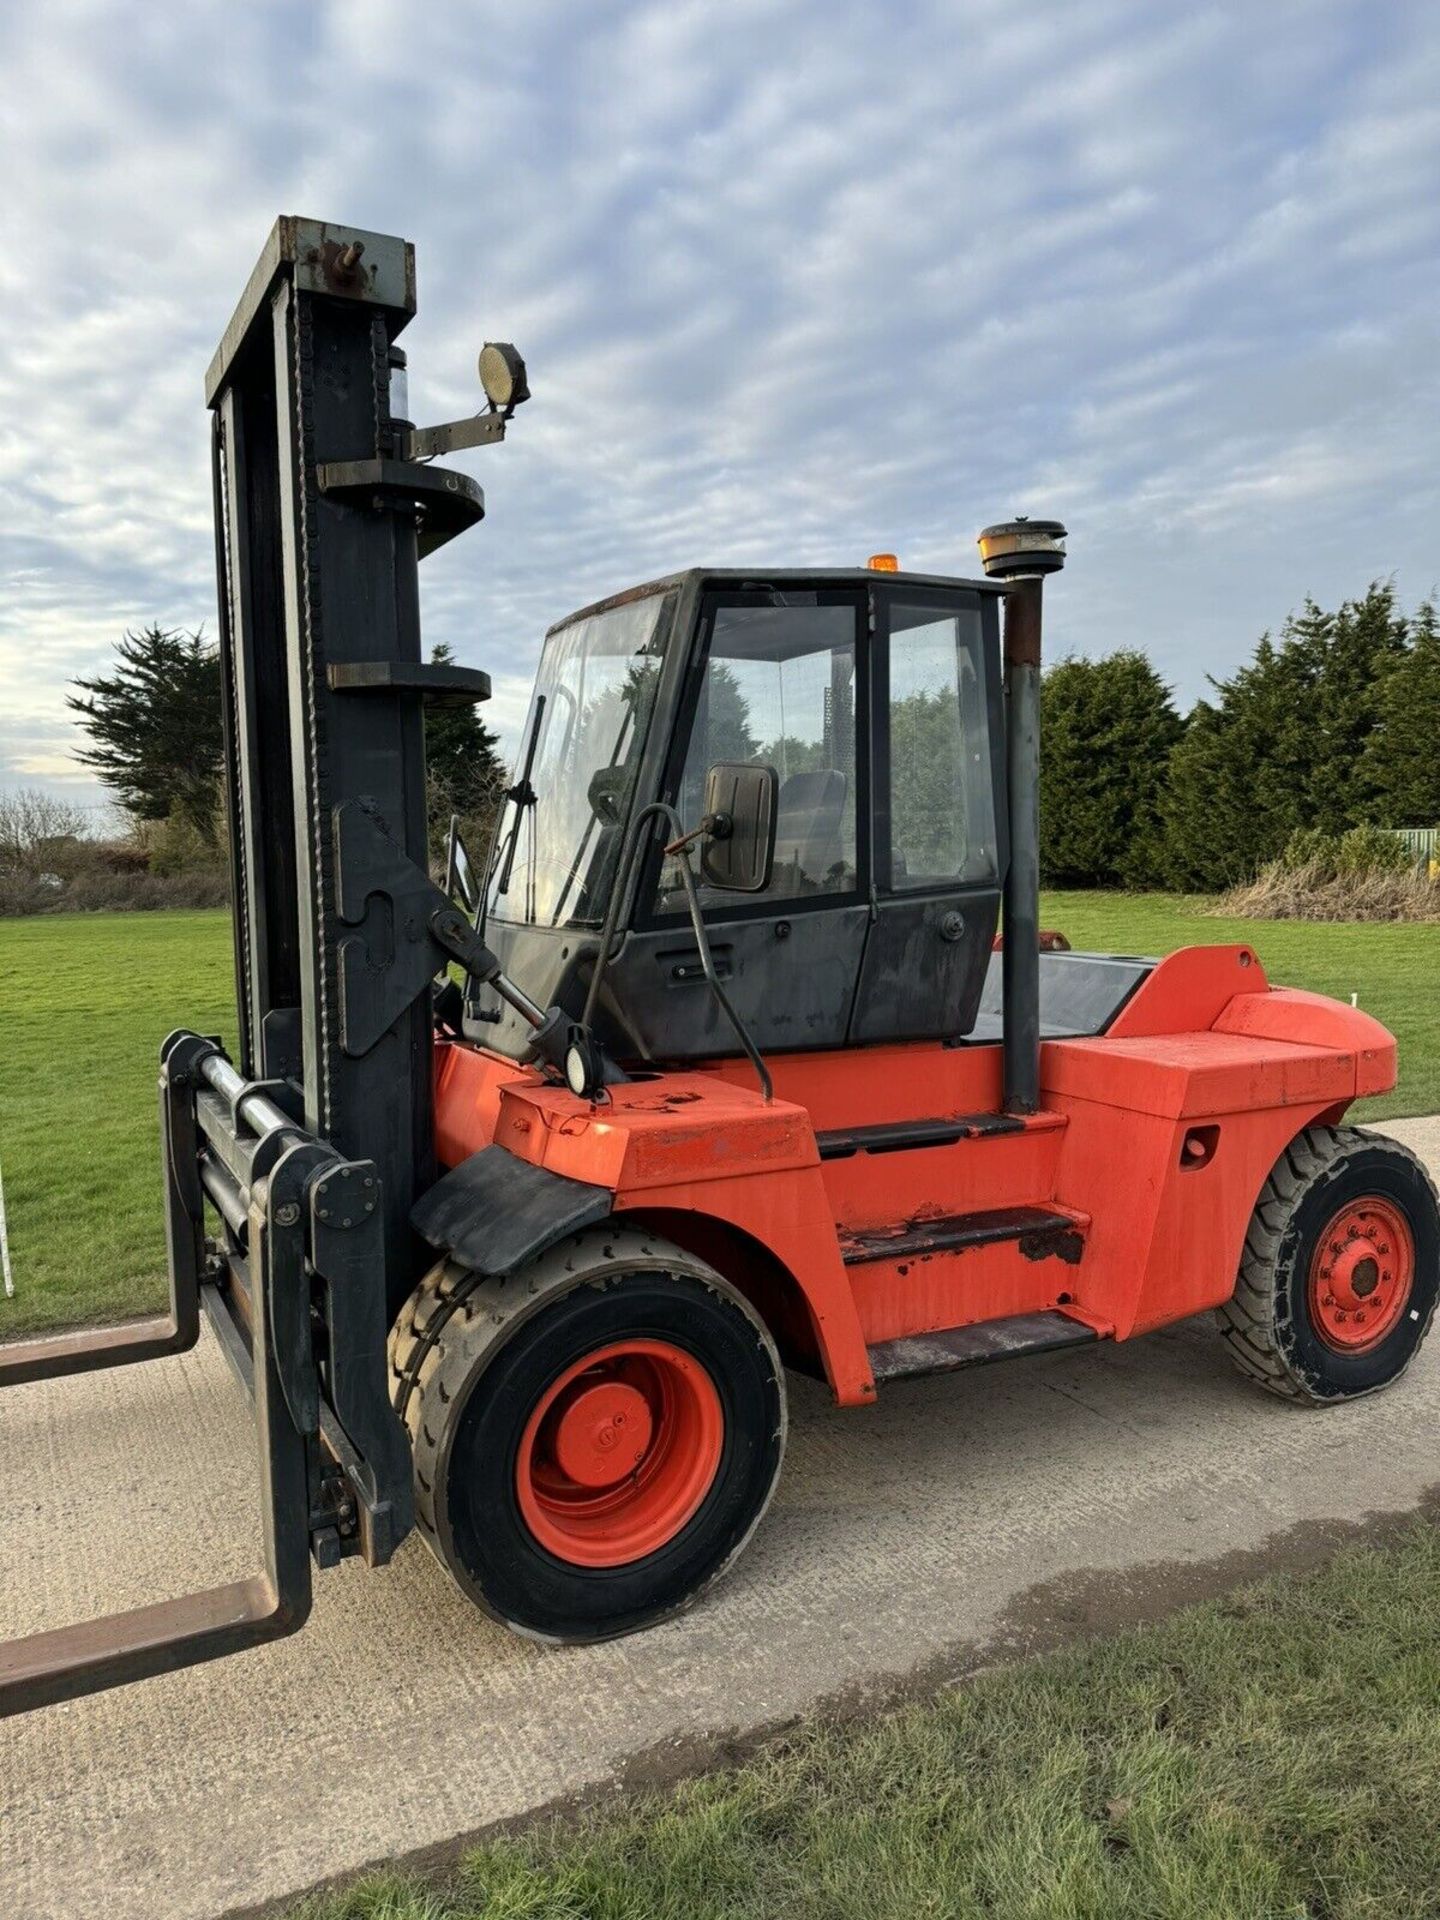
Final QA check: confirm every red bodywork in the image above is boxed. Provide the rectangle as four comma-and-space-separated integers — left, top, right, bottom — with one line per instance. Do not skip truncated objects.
433, 945, 1396, 1408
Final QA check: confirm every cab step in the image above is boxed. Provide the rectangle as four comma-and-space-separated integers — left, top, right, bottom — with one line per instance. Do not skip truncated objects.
867, 1310, 1098, 1384
840, 1203, 1085, 1267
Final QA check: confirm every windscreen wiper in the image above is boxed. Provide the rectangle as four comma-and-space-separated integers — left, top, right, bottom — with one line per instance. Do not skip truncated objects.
491, 692, 546, 902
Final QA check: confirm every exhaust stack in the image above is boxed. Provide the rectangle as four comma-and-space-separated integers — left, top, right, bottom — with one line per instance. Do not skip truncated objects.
977, 517, 1067, 1114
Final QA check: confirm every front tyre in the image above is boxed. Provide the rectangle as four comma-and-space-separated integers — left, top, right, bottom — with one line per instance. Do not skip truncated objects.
1219, 1126, 1439, 1403
393, 1229, 786, 1641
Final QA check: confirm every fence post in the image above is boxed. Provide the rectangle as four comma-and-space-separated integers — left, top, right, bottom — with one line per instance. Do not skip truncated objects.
0, 1163, 14, 1299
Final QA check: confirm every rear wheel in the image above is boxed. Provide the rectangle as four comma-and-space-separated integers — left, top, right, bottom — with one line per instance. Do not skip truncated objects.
390, 1228, 786, 1641
1218, 1126, 1439, 1403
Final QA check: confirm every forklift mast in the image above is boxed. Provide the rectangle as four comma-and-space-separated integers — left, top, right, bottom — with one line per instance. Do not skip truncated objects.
210, 215, 463, 1317
0, 217, 505, 1714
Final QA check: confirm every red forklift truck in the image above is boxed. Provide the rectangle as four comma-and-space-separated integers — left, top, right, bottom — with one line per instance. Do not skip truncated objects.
1, 216, 1435, 1711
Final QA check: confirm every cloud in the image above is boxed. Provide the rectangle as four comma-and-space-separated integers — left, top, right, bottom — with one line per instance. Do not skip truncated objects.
2, 0, 1438, 800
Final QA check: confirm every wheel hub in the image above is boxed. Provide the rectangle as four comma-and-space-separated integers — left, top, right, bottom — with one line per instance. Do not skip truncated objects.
516, 1338, 725, 1568
551, 1381, 654, 1489
1309, 1197, 1414, 1352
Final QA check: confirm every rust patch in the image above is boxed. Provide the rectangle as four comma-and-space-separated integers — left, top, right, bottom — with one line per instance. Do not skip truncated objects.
619, 1089, 704, 1113
816, 1110, 1032, 1159
843, 1206, 1082, 1269
307, 236, 374, 297
1018, 1225, 1085, 1266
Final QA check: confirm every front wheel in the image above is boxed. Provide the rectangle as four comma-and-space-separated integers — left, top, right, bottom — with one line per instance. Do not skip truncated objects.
1218, 1126, 1439, 1403
391, 1229, 787, 1641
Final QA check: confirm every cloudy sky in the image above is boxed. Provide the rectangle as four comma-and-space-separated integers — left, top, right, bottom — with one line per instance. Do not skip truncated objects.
3, 0, 1438, 809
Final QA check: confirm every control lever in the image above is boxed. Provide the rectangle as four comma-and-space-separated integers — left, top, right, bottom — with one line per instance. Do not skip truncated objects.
428, 907, 570, 1073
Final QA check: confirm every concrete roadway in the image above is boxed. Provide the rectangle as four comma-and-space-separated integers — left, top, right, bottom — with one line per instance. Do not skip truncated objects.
1, 1116, 1436, 1920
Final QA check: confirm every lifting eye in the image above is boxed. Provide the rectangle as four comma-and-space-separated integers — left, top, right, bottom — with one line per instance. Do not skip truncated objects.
1180, 1125, 1219, 1170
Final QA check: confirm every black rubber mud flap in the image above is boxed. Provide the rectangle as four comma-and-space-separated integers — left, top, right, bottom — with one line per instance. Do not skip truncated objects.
411, 1146, 613, 1275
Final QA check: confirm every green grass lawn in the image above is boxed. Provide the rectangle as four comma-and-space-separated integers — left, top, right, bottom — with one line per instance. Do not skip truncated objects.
293, 1525, 1440, 1920
0, 909, 234, 1336
1, 898, 1435, 1338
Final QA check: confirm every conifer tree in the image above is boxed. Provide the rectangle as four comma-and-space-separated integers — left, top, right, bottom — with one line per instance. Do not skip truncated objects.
1158, 587, 1406, 889
1361, 600, 1440, 827
425, 642, 508, 863
1300, 583, 1407, 833
68, 626, 223, 839
1039, 650, 1182, 887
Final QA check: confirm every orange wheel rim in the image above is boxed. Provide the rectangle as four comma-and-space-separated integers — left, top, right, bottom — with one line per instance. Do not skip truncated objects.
516, 1340, 724, 1568
1308, 1196, 1415, 1354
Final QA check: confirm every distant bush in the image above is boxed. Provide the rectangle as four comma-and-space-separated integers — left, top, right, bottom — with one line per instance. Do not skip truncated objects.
1215, 825, 1437, 922
0, 787, 230, 916
1277, 824, 1412, 878
133, 810, 227, 877
0, 865, 231, 916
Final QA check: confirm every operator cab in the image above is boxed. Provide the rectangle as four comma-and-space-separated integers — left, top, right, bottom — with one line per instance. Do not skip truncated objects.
468, 569, 1008, 1064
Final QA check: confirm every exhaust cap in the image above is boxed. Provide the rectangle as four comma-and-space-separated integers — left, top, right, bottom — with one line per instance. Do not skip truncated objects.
978, 517, 1067, 579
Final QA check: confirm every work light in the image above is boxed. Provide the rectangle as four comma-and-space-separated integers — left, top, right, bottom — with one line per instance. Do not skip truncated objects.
478, 342, 530, 416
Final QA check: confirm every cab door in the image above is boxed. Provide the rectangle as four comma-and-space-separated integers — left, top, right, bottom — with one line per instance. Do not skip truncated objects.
610, 585, 872, 1060
850, 586, 1006, 1043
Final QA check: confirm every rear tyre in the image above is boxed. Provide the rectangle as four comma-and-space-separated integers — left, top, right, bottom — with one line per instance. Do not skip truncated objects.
390, 1228, 786, 1641
1218, 1126, 1439, 1403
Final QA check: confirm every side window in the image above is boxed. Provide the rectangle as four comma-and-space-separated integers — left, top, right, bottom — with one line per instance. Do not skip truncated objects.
660, 599, 860, 910
887, 601, 997, 889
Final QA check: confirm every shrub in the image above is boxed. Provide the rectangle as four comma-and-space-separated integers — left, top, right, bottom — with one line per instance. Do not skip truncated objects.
1278, 824, 1412, 879
137, 810, 226, 876
0, 787, 231, 916
1334, 824, 1413, 876
0, 864, 231, 916
1215, 825, 1437, 923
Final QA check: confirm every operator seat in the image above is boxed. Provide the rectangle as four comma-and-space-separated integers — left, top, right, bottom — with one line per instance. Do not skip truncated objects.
773, 767, 848, 892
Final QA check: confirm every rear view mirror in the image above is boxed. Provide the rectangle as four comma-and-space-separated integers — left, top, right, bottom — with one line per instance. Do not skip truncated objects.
587, 763, 628, 826
444, 815, 480, 914
699, 762, 777, 893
